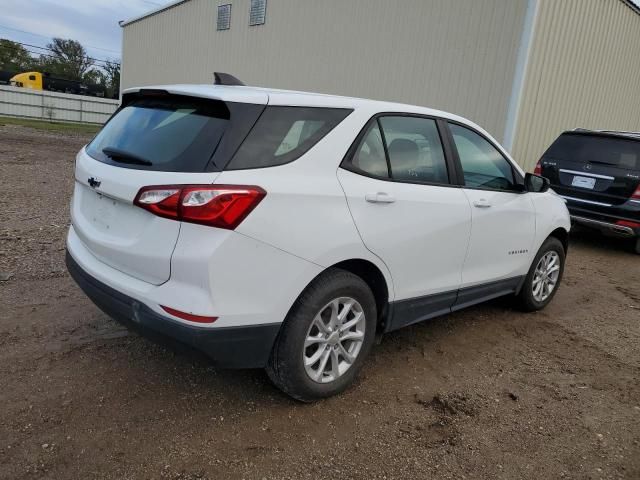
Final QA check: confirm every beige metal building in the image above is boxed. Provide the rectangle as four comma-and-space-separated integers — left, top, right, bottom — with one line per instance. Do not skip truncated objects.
120, 0, 640, 170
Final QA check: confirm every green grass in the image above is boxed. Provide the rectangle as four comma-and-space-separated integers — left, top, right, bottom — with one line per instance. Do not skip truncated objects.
0, 116, 101, 134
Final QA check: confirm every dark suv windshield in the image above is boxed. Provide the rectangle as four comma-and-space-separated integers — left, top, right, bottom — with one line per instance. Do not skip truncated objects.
86, 95, 264, 172
545, 133, 640, 170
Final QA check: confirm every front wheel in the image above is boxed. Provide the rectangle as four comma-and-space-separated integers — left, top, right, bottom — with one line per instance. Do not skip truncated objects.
266, 268, 377, 402
516, 236, 565, 312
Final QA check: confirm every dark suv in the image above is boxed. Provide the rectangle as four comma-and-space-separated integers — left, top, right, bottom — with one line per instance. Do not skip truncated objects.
536, 129, 640, 254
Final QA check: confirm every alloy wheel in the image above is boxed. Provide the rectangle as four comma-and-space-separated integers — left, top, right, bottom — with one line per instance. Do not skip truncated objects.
532, 251, 560, 302
303, 297, 366, 383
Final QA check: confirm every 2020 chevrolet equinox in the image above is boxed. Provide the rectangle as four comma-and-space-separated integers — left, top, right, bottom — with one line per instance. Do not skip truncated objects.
66, 80, 570, 401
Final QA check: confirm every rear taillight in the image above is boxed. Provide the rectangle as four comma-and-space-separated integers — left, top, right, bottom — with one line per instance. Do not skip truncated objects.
631, 184, 640, 200
533, 160, 542, 175
616, 220, 640, 229
134, 185, 266, 230
135, 188, 181, 220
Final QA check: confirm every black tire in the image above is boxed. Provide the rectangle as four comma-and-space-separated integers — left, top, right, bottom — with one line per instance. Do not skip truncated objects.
266, 268, 377, 402
516, 236, 566, 312
634, 237, 640, 255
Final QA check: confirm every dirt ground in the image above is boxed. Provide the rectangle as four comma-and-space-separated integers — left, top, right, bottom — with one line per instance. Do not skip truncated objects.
0, 124, 639, 480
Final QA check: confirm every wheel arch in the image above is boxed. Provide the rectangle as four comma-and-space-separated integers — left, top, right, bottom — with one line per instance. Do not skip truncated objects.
329, 258, 390, 332
286, 257, 392, 333
548, 227, 569, 254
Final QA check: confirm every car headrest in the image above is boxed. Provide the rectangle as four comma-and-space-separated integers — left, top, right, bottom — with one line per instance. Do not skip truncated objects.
388, 138, 419, 157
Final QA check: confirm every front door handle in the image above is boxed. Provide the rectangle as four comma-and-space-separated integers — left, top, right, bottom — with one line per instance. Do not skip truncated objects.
473, 199, 491, 208
365, 192, 396, 204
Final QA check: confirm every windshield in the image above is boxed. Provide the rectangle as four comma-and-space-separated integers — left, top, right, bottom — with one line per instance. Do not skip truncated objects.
86, 95, 231, 172
546, 133, 640, 170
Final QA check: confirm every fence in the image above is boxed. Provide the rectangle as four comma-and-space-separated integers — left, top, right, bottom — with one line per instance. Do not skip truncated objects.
0, 85, 119, 124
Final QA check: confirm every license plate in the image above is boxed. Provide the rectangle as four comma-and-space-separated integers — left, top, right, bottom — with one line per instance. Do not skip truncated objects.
571, 176, 596, 189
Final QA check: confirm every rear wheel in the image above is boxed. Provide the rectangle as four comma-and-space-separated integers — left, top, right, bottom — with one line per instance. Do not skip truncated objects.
266, 268, 377, 402
516, 237, 565, 312
634, 237, 640, 255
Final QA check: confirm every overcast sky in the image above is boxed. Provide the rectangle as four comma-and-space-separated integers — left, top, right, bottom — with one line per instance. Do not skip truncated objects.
0, 0, 174, 63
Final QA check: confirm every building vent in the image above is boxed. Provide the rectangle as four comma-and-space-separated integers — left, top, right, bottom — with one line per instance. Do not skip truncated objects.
249, 0, 266, 26
217, 4, 231, 31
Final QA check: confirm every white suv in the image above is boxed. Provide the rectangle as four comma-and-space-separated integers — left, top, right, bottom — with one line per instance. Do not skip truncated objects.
66, 80, 570, 401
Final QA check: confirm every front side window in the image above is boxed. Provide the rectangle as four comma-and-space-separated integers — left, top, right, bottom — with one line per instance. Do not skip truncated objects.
227, 106, 352, 170
449, 123, 516, 191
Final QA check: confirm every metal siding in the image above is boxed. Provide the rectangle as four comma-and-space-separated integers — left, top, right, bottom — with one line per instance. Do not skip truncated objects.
512, 0, 640, 171
122, 0, 528, 142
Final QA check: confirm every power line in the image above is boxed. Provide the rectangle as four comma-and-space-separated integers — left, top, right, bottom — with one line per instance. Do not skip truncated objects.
21, 41, 120, 65
0, 23, 120, 54
19, 47, 119, 69
1, 39, 120, 66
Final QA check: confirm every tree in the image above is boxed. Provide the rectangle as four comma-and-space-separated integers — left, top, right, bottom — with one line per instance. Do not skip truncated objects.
39, 38, 93, 81
83, 68, 105, 86
102, 59, 120, 98
0, 39, 34, 71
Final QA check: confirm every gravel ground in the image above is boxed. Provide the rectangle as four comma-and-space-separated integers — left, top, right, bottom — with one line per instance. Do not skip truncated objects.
0, 125, 639, 480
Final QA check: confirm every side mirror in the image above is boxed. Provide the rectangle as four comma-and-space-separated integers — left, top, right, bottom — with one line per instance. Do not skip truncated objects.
525, 173, 550, 193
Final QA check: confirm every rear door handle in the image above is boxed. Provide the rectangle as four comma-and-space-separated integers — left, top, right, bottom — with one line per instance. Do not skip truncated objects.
365, 192, 396, 204
473, 199, 491, 208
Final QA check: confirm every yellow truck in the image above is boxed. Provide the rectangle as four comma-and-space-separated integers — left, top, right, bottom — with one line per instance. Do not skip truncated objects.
10, 71, 105, 97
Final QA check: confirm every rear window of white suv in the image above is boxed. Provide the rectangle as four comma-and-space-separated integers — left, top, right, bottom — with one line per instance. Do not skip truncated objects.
87, 95, 238, 172
87, 98, 351, 172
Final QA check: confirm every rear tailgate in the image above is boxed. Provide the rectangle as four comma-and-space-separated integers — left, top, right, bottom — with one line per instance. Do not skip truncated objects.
72, 152, 221, 285
541, 132, 640, 205
71, 89, 267, 285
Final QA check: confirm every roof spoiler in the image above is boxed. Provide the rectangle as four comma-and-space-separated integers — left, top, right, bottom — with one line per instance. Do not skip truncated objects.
214, 72, 246, 86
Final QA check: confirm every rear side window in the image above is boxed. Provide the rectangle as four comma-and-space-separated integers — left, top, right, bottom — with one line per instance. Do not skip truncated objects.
87, 96, 232, 172
379, 116, 448, 183
346, 115, 449, 184
227, 106, 352, 170
545, 133, 640, 170
352, 123, 389, 178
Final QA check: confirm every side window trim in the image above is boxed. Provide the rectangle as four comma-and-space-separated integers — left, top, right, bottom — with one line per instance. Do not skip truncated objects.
445, 120, 524, 193
340, 112, 458, 188
437, 117, 464, 186
376, 117, 393, 178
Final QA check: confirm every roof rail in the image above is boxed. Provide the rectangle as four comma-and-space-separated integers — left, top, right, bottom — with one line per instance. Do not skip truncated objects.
213, 72, 246, 86
571, 127, 640, 139
599, 129, 640, 136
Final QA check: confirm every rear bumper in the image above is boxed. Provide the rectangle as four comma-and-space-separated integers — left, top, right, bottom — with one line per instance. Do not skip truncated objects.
570, 215, 637, 237
66, 251, 281, 368
561, 198, 639, 238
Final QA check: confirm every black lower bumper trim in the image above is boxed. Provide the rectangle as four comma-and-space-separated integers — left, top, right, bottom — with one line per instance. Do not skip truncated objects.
66, 251, 281, 368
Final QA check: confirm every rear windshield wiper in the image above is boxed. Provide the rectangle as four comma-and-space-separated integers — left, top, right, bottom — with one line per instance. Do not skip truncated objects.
102, 146, 153, 166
